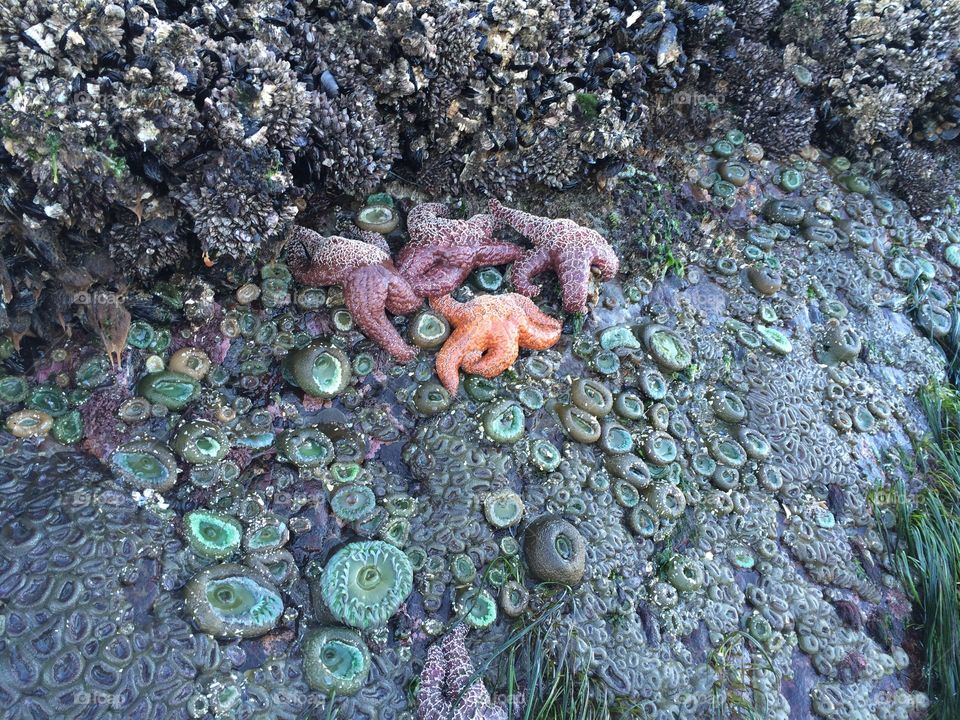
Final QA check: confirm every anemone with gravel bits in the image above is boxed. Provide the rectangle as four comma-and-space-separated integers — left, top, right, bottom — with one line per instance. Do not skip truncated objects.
483, 400, 526, 443
331, 484, 378, 522
277, 427, 334, 468
184, 510, 243, 559
303, 626, 372, 695
171, 419, 230, 465
110, 439, 179, 491
289, 342, 352, 398
185, 563, 284, 638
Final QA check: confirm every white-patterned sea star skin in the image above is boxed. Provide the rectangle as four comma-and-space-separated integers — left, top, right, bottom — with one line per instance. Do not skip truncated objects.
417, 625, 508, 720
489, 199, 619, 313
398, 203, 524, 297
286, 225, 421, 361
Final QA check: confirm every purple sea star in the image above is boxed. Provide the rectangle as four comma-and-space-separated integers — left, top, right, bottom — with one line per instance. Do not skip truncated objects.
489, 199, 619, 313
398, 203, 524, 297
286, 225, 422, 361
417, 625, 507, 720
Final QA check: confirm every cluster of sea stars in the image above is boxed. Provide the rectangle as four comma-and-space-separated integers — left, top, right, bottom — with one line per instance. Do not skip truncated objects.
286, 199, 619, 393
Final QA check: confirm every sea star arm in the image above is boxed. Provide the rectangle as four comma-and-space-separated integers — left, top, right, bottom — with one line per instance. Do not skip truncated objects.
430, 294, 470, 325
416, 640, 452, 720
515, 299, 563, 349
511, 246, 552, 297
355, 229, 392, 255
407, 202, 451, 243
466, 212, 496, 240
488, 198, 547, 239
285, 225, 322, 282
434, 325, 473, 394
556, 251, 594, 313
461, 325, 520, 377
344, 266, 417, 362
386, 274, 424, 316
591, 241, 620, 280
400, 241, 494, 297
471, 242, 525, 267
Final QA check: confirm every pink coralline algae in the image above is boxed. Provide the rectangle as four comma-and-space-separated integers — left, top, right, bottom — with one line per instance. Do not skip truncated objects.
398, 203, 523, 297
489, 199, 619, 313
417, 624, 507, 720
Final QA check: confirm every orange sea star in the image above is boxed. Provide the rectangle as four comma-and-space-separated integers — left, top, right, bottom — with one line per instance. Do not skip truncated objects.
430, 292, 562, 394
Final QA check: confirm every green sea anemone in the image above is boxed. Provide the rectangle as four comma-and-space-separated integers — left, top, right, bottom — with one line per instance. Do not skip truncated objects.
5, 409, 54, 438
613, 391, 644, 420
289, 343, 351, 398
456, 588, 498, 628
756, 325, 792, 354
278, 427, 334, 468
599, 325, 641, 350
451, 553, 477, 584
483, 488, 525, 529
244, 515, 290, 553
413, 382, 452, 416
331, 484, 378, 522
185, 564, 283, 638
320, 541, 413, 630
483, 400, 526, 443
136, 371, 199, 409
409, 310, 450, 350
643, 431, 678, 466
52, 410, 83, 444
641, 325, 692, 372
523, 515, 586, 586
0, 375, 29, 404
605, 453, 652, 488
356, 204, 399, 234
26, 386, 69, 416
499, 580, 529, 617
557, 404, 602, 443
110, 440, 179, 491
171, 420, 230, 465
184, 510, 243, 559
665, 555, 704, 592
303, 626, 372, 695
599, 421, 635, 455
169, 347, 212, 380
571, 378, 613, 416
529, 439, 562, 472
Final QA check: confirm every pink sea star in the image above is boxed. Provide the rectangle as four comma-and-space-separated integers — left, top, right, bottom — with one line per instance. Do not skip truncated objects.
286, 225, 422, 361
417, 625, 507, 720
489, 199, 619, 313
398, 203, 524, 297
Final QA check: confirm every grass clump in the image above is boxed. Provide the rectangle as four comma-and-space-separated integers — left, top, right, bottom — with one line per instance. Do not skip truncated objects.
463, 585, 641, 720
879, 381, 960, 720
708, 629, 778, 720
